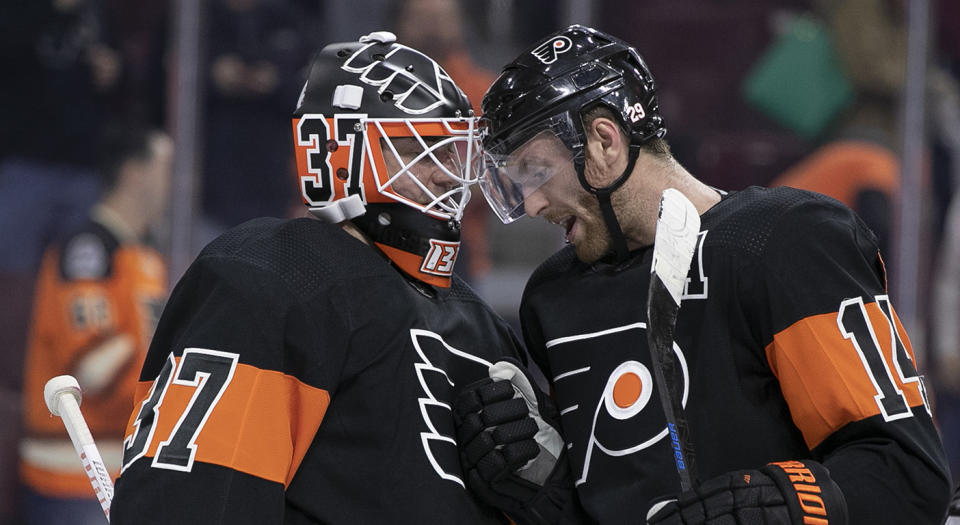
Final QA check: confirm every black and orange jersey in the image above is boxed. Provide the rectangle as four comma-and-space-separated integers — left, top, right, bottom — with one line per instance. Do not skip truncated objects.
111, 217, 523, 524
21, 205, 167, 498
520, 186, 952, 524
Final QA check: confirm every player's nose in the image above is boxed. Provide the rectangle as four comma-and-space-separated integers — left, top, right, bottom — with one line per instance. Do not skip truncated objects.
420, 166, 452, 195
523, 188, 549, 218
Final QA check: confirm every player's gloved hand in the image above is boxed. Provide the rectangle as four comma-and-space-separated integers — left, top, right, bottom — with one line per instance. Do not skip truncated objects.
454, 358, 588, 525
645, 460, 847, 525
946, 484, 960, 524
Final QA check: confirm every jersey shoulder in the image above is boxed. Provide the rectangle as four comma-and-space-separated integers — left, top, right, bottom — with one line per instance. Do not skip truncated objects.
706, 186, 874, 259
446, 274, 496, 311
522, 245, 582, 300
197, 217, 394, 301
54, 220, 120, 281
141, 218, 366, 383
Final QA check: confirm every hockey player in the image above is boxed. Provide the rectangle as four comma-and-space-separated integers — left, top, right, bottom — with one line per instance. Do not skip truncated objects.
454, 25, 953, 524
111, 32, 523, 523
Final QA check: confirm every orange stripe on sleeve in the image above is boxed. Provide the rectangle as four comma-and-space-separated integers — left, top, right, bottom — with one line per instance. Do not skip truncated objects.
765, 302, 924, 449
125, 362, 329, 486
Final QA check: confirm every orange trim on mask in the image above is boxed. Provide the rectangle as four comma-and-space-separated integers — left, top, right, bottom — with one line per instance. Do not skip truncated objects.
376, 243, 453, 288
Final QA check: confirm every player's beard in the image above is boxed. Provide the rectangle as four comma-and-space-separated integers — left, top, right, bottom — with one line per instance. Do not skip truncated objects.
573, 182, 651, 263
571, 190, 613, 263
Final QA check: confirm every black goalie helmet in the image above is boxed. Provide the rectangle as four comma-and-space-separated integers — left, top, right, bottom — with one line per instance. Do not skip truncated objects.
479, 24, 666, 224
291, 31, 482, 287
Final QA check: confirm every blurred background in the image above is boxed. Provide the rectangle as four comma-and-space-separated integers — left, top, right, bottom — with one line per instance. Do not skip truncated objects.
1, 0, 959, 522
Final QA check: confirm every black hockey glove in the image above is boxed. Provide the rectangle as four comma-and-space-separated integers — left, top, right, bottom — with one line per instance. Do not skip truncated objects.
454, 359, 588, 525
947, 483, 960, 525
646, 460, 847, 525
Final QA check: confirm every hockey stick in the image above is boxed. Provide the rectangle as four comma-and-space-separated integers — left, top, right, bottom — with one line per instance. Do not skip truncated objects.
646, 188, 701, 491
44, 375, 114, 521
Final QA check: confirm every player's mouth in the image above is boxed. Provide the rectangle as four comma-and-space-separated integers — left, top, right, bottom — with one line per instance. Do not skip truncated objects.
551, 215, 576, 243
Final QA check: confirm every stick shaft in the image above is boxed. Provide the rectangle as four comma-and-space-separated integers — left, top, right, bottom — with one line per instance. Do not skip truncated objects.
56, 393, 114, 520
646, 278, 697, 490
646, 188, 701, 491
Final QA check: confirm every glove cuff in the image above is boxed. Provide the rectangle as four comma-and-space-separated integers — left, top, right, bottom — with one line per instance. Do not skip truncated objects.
763, 460, 848, 525
503, 451, 589, 525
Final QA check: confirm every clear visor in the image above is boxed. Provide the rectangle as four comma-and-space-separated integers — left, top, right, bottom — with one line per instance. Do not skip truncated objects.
479, 114, 581, 223
372, 118, 481, 221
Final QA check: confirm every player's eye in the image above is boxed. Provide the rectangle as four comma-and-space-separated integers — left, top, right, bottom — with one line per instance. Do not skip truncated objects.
522, 170, 550, 189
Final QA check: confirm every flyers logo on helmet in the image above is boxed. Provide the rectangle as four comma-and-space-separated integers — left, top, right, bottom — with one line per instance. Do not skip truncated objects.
420, 239, 459, 277
342, 43, 458, 115
531, 36, 573, 65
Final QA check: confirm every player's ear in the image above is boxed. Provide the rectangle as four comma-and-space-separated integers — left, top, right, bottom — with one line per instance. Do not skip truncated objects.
584, 116, 627, 184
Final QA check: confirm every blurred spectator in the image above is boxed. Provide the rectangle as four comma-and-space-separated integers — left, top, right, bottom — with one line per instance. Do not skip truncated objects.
101, 0, 170, 126
770, 0, 905, 259
18, 125, 172, 525
598, 0, 813, 191
0, 2, 122, 519
199, 0, 308, 233
771, 141, 899, 255
0, 0, 122, 272
394, 0, 496, 283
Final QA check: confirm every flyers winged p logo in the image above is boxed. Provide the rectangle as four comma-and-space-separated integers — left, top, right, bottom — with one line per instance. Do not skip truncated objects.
531, 36, 573, 64
410, 329, 492, 487
544, 322, 691, 486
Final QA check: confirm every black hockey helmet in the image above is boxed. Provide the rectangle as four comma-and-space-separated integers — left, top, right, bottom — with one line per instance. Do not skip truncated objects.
291, 31, 482, 287
478, 25, 665, 260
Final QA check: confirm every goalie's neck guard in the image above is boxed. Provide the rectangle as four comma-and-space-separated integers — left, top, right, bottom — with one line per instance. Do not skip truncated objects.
353, 203, 461, 288
311, 201, 461, 288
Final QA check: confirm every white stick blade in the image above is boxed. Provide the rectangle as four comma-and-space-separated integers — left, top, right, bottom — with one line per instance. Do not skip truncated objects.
651, 188, 701, 305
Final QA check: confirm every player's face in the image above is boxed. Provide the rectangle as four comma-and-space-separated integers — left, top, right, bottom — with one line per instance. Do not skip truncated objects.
512, 134, 612, 263
381, 136, 463, 207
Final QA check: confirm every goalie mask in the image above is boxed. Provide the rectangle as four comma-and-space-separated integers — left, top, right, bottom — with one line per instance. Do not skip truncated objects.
479, 25, 665, 261
292, 31, 481, 287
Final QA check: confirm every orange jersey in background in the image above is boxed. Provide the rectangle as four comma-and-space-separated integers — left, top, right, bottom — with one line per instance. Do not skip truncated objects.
20, 205, 167, 498
770, 139, 899, 209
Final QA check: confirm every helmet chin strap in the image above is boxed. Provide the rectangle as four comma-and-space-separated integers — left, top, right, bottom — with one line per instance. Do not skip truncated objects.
574, 145, 641, 263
